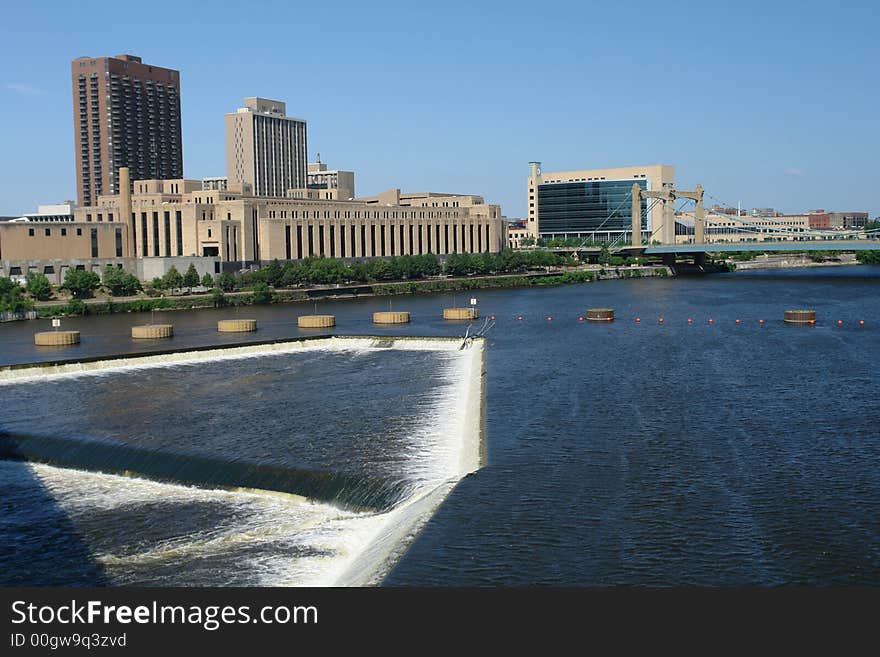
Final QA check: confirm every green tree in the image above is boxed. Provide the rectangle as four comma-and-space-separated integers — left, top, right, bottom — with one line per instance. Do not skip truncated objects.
61, 269, 101, 299
280, 261, 305, 287
444, 253, 470, 276
417, 254, 441, 276
25, 272, 53, 301
201, 272, 215, 289
216, 271, 237, 292
162, 266, 184, 293
251, 281, 274, 304
371, 259, 392, 280
259, 259, 285, 287
210, 288, 226, 307
102, 265, 141, 296
856, 251, 880, 264
0, 277, 32, 313
182, 263, 200, 292
347, 261, 372, 282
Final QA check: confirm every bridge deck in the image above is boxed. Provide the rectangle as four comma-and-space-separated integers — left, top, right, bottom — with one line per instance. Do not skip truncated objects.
638, 240, 880, 254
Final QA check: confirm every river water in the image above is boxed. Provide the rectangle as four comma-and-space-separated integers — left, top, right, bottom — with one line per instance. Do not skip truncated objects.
1, 266, 878, 585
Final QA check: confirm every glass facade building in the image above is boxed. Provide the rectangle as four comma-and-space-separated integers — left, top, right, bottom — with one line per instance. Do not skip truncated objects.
537, 179, 648, 237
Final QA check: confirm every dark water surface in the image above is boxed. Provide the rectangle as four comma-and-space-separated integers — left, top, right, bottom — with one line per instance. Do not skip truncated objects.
1, 266, 878, 585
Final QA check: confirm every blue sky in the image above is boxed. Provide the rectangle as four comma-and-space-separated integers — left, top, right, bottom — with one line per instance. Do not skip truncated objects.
1, 0, 877, 218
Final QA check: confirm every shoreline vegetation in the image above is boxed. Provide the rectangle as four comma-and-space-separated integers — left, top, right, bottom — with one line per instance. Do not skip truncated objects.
2, 250, 664, 320
1, 248, 877, 321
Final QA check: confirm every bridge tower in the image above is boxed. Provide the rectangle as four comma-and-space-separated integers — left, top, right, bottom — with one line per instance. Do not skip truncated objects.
631, 184, 674, 246
672, 184, 705, 244
631, 183, 706, 246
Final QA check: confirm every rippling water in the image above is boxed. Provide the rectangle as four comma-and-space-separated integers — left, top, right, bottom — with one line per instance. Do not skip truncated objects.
1, 266, 878, 585
0, 339, 484, 586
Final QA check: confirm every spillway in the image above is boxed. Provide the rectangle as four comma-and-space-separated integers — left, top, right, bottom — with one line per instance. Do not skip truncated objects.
0, 336, 485, 586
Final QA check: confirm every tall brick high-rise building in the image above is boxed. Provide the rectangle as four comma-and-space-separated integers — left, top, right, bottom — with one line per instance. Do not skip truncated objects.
72, 54, 182, 206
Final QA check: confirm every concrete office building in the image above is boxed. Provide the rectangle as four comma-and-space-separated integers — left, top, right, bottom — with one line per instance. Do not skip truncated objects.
674, 211, 810, 243
72, 54, 182, 206
505, 219, 531, 249
1, 203, 76, 223
526, 162, 674, 243
202, 177, 228, 191
302, 160, 355, 200
0, 167, 507, 280
225, 98, 308, 198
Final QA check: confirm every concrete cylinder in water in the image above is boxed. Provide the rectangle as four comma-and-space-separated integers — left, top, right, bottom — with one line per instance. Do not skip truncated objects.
784, 310, 816, 324
373, 311, 410, 324
443, 307, 478, 320
297, 315, 336, 328
586, 308, 615, 322
131, 324, 174, 339
34, 331, 80, 346
217, 319, 258, 333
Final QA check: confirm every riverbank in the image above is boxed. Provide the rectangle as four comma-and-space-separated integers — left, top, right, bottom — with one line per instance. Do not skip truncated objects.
729, 252, 858, 271
22, 265, 671, 320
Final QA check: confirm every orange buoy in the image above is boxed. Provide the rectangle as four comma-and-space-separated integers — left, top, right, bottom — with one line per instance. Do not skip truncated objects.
635, 317, 641, 323
578, 316, 585, 322
517, 315, 523, 321
859, 320, 865, 326
837, 319, 843, 326
735, 319, 741, 324
658, 317, 664, 324
708, 318, 714, 325
809, 319, 816, 325
490, 315, 496, 321
759, 319, 764, 325
687, 318, 693, 324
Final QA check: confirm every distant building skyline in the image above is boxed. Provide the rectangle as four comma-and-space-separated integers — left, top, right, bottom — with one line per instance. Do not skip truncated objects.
2, 2, 877, 218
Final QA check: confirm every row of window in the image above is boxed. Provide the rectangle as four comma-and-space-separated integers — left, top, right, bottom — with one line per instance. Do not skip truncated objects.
132, 211, 184, 257
537, 180, 649, 233
280, 222, 492, 260
25, 227, 122, 258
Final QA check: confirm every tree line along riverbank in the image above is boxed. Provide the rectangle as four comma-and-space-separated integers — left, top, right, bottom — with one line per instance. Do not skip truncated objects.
1, 250, 667, 320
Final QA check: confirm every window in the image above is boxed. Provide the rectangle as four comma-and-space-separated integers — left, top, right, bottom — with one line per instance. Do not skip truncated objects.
77, 228, 82, 236
175, 211, 182, 256
44, 228, 51, 236
164, 211, 171, 256
28, 228, 34, 236
61, 228, 67, 236
90, 228, 98, 257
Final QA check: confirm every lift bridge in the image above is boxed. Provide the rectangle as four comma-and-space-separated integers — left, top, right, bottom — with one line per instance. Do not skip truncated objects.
542, 183, 880, 263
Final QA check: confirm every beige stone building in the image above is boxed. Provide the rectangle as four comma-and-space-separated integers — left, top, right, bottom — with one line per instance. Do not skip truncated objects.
527, 162, 675, 242
291, 160, 356, 201
674, 211, 811, 243
225, 98, 308, 198
1, 168, 507, 280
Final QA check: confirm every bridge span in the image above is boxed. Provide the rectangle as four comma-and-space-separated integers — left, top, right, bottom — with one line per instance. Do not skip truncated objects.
637, 240, 880, 255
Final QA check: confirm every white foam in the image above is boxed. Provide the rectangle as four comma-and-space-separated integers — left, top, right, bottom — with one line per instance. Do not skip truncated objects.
0, 336, 469, 385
